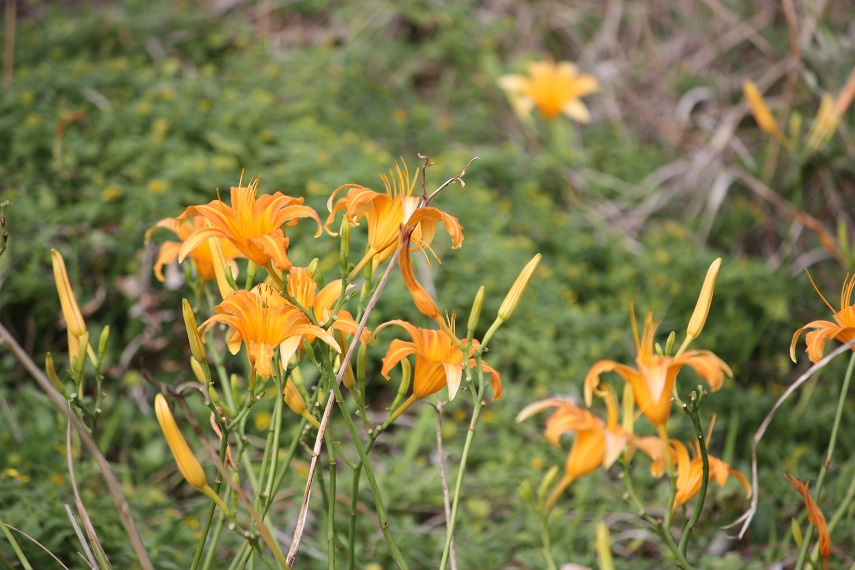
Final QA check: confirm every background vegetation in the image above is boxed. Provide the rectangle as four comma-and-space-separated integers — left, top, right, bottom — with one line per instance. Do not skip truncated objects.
1, 0, 853, 567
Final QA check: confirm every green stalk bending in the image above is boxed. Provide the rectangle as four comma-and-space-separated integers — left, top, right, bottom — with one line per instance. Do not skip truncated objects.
679, 388, 710, 557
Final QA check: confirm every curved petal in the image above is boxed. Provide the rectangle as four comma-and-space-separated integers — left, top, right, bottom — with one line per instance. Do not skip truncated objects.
381, 339, 417, 379
444, 362, 463, 400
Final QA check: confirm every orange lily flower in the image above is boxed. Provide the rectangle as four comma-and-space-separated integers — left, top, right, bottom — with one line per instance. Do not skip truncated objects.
671, 438, 751, 511
202, 286, 339, 378
285, 267, 370, 344
499, 60, 599, 122
178, 180, 321, 271
326, 161, 423, 271
585, 310, 732, 428
785, 474, 831, 569
516, 390, 628, 507
146, 216, 242, 282
378, 318, 501, 411
790, 272, 855, 363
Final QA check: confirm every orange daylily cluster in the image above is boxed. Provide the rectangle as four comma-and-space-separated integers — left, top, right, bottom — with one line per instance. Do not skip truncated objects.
519, 259, 749, 513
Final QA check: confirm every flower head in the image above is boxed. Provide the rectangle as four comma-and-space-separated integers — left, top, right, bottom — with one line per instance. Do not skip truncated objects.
499, 60, 599, 122
51, 249, 87, 361
377, 318, 501, 403
790, 272, 855, 363
516, 390, 628, 507
178, 180, 321, 271
202, 285, 339, 378
671, 438, 750, 511
585, 310, 731, 427
284, 267, 369, 344
146, 216, 243, 282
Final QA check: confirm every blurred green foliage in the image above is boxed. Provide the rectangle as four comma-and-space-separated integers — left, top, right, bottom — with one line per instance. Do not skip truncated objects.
1, 0, 853, 568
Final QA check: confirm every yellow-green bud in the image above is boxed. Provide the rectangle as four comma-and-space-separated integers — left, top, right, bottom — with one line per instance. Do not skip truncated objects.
687, 258, 722, 340
182, 299, 207, 363
334, 330, 356, 391
596, 522, 615, 570
467, 285, 485, 336
498, 254, 541, 322
98, 326, 110, 360
154, 394, 208, 490
190, 357, 207, 385
339, 218, 351, 272
45, 353, 67, 397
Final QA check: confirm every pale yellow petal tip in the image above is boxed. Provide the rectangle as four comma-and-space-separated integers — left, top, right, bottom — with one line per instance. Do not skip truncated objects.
498, 253, 542, 321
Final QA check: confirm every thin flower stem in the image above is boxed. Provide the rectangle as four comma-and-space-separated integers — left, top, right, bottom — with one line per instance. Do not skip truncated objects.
435, 401, 457, 570
190, 426, 231, 570
439, 399, 482, 570
325, 429, 337, 570
287, 248, 400, 566
679, 393, 710, 557
539, 510, 558, 570
329, 377, 408, 568
796, 351, 855, 569
0, 514, 34, 570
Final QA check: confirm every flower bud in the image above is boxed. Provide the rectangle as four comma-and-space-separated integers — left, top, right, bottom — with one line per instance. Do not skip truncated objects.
98, 326, 110, 361
182, 299, 207, 362
467, 286, 485, 337
339, 218, 351, 272
687, 258, 722, 340
154, 394, 208, 490
190, 357, 207, 385
284, 379, 320, 429
45, 353, 68, 398
743, 81, 784, 141
51, 249, 86, 338
334, 330, 356, 391
498, 254, 541, 322
596, 522, 615, 570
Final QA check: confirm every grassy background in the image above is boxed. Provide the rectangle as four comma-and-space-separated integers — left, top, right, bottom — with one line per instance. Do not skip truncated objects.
1, 0, 854, 568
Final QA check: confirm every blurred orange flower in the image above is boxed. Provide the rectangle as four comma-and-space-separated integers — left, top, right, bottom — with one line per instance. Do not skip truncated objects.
499, 60, 599, 122
585, 310, 731, 427
671, 439, 750, 511
145, 216, 242, 282
179, 180, 321, 271
378, 318, 501, 410
202, 286, 339, 378
790, 272, 855, 363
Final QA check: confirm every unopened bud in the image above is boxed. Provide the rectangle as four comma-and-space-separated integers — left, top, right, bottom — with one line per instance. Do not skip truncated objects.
284, 379, 320, 428
182, 299, 207, 362
45, 353, 67, 397
498, 254, 541, 322
190, 357, 207, 385
743, 81, 784, 141
51, 249, 87, 338
596, 522, 615, 570
334, 330, 356, 391
98, 326, 110, 361
339, 218, 351, 272
467, 286, 485, 336
687, 258, 722, 340
154, 394, 208, 490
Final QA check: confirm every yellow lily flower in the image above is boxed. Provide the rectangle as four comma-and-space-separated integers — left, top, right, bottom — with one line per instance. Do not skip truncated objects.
516, 390, 628, 507
585, 310, 731, 427
377, 318, 501, 411
499, 60, 599, 122
145, 216, 242, 282
790, 272, 855, 363
670, 438, 750, 511
178, 180, 321, 271
202, 286, 339, 378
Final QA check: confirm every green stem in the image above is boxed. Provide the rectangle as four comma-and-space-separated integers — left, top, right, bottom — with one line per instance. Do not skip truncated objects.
797, 351, 855, 569
679, 397, 710, 557
191, 425, 231, 570
439, 401, 482, 570
0, 514, 34, 570
539, 510, 558, 570
329, 377, 407, 568
325, 430, 337, 570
